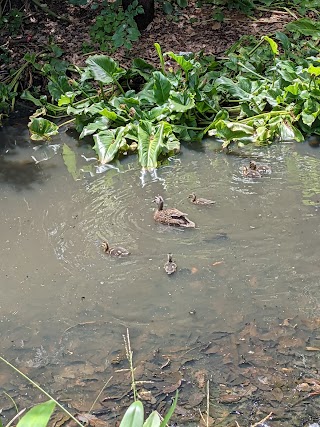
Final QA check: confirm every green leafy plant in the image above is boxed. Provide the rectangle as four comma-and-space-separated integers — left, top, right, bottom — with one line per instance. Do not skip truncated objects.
89, 0, 143, 51
0, 8, 24, 35
23, 19, 320, 168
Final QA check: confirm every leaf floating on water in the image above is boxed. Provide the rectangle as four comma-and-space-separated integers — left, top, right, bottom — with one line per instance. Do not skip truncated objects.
305, 346, 320, 351
212, 261, 224, 267
191, 267, 198, 274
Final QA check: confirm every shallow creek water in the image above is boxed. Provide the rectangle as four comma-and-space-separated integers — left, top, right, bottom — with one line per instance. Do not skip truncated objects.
1, 124, 320, 425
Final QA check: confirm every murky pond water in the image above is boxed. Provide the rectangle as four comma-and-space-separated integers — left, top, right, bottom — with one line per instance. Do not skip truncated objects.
1, 124, 320, 426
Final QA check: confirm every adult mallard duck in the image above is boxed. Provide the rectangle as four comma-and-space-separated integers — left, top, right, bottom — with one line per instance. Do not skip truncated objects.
188, 193, 215, 205
242, 166, 261, 178
164, 253, 177, 275
101, 241, 130, 257
153, 195, 195, 228
249, 160, 271, 174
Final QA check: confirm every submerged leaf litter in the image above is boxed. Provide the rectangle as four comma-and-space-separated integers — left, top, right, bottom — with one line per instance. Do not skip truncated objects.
1, 316, 320, 426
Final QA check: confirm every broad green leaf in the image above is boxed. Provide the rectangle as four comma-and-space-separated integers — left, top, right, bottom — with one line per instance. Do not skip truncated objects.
62, 144, 79, 180
17, 400, 56, 427
214, 120, 254, 141
153, 71, 171, 105
302, 110, 316, 126
100, 108, 118, 121
204, 109, 229, 134
86, 55, 125, 84
162, 1, 173, 14
143, 411, 161, 427
138, 121, 164, 169
307, 65, 320, 77
58, 91, 77, 106
286, 18, 320, 38
48, 76, 73, 101
28, 118, 59, 141
278, 121, 304, 142
263, 36, 279, 56
93, 127, 127, 164
275, 31, 291, 52
80, 116, 110, 138
119, 400, 144, 427
176, 0, 187, 7
168, 91, 195, 112
216, 76, 255, 100
21, 90, 44, 107
167, 52, 193, 74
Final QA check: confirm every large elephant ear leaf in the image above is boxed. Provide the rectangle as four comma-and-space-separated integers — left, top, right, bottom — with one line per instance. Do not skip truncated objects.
86, 55, 126, 84
153, 71, 171, 105
138, 121, 165, 170
93, 126, 127, 164
28, 118, 59, 141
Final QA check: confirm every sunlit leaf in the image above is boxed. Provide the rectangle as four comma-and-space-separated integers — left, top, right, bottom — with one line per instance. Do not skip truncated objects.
278, 120, 304, 142
86, 55, 126, 84
138, 120, 165, 169
93, 127, 127, 164
80, 116, 110, 138
17, 400, 56, 427
143, 411, 161, 427
167, 52, 194, 74
119, 400, 144, 427
302, 110, 316, 126
153, 71, 171, 105
263, 36, 279, 56
307, 65, 320, 77
28, 118, 59, 141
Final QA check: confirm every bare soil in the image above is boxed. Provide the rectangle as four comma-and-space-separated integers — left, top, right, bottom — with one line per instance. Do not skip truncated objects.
1, 1, 295, 72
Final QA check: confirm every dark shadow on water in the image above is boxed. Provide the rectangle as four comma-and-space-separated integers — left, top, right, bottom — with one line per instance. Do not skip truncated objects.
0, 158, 46, 190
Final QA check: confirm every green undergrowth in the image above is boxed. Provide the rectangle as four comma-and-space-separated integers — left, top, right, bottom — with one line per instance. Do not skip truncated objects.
4, 18, 320, 169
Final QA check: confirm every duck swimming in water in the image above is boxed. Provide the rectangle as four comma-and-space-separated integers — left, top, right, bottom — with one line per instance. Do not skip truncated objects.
164, 253, 177, 275
188, 193, 215, 205
101, 241, 130, 257
249, 160, 271, 175
242, 166, 261, 178
153, 195, 196, 228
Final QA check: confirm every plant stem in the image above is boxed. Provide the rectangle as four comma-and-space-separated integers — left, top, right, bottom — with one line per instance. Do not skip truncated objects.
237, 62, 273, 83
238, 110, 290, 123
57, 118, 76, 129
0, 356, 84, 427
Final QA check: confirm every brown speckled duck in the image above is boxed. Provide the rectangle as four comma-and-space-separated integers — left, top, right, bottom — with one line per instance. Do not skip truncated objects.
164, 253, 177, 275
153, 195, 195, 228
249, 160, 271, 174
242, 166, 261, 178
101, 241, 130, 257
188, 193, 215, 205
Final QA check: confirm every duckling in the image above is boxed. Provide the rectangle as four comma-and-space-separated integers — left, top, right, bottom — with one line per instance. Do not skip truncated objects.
242, 166, 261, 178
164, 253, 177, 275
101, 241, 130, 257
153, 195, 195, 228
188, 193, 215, 205
249, 160, 271, 174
